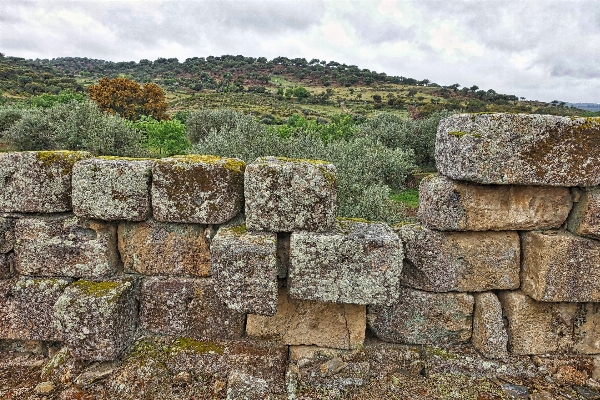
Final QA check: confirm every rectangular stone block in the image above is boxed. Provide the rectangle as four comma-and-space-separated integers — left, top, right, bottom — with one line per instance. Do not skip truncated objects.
289, 219, 402, 305
139, 277, 245, 340
211, 225, 279, 316
367, 287, 474, 346
152, 155, 245, 224
118, 219, 211, 277
418, 175, 572, 231
0, 151, 90, 212
53, 278, 137, 361
72, 157, 154, 221
244, 156, 337, 232
436, 113, 600, 186
14, 215, 119, 278
472, 292, 508, 359
399, 225, 520, 292
568, 187, 600, 239
521, 230, 600, 302
246, 287, 365, 350
0, 278, 71, 341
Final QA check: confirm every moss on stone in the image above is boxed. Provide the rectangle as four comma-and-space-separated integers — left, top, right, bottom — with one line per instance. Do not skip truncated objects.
169, 337, 225, 355
97, 156, 156, 161
71, 280, 122, 298
274, 156, 329, 165
448, 130, 482, 139
170, 154, 246, 173
36, 150, 89, 176
224, 223, 247, 235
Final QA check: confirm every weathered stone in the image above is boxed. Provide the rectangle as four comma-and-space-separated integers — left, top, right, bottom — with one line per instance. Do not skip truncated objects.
247, 287, 366, 350
418, 175, 572, 231
40, 347, 85, 385
435, 113, 600, 186
289, 219, 402, 305
211, 225, 279, 316
118, 219, 211, 277
0, 217, 14, 253
139, 277, 245, 340
14, 215, 119, 278
367, 287, 474, 345
472, 292, 508, 359
568, 187, 600, 239
498, 290, 578, 355
54, 278, 137, 361
0, 151, 90, 212
399, 225, 520, 292
226, 370, 270, 400
574, 303, 600, 355
521, 230, 600, 302
244, 156, 337, 232
72, 157, 154, 221
0, 252, 13, 279
152, 155, 245, 224
0, 278, 71, 341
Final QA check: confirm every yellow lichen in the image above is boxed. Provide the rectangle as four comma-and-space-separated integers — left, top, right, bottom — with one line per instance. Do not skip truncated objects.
168, 154, 246, 173
71, 280, 122, 298
169, 337, 225, 355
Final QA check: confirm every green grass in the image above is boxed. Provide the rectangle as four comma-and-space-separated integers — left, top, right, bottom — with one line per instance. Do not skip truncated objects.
390, 189, 419, 209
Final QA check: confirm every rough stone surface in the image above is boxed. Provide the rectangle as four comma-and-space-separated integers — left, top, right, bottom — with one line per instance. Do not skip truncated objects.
472, 292, 508, 358
246, 287, 366, 350
0, 278, 71, 341
0, 151, 90, 213
568, 187, 600, 239
0, 252, 13, 279
418, 175, 572, 231
367, 287, 474, 345
244, 156, 337, 232
118, 219, 211, 277
211, 225, 279, 316
574, 302, 600, 355
498, 290, 578, 355
54, 278, 137, 361
521, 230, 600, 302
72, 157, 154, 221
14, 215, 119, 278
139, 276, 245, 340
152, 155, 245, 224
399, 225, 520, 292
0, 217, 15, 253
289, 219, 402, 305
435, 113, 600, 186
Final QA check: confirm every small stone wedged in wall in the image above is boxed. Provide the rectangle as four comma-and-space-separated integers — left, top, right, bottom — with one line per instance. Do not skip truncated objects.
0, 252, 13, 279
246, 287, 366, 350
289, 218, 402, 305
399, 224, 520, 292
0, 151, 91, 213
435, 113, 600, 186
211, 224, 279, 316
139, 276, 245, 340
521, 230, 600, 302
0, 277, 71, 341
152, 154, 245, 224
53, 278, 137, 361
118, 219, 211, 277
367, 287, 474, 346
568, 187, 600, 239
0, 217, 15, 253
244, 156, 337, 232
472, 292, 508, 359
14, 215, 119, 278
418, 175, 572, 231
72, 157, 154, 221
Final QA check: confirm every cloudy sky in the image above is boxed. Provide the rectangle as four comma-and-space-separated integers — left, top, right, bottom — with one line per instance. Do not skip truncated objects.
2, 0, 599, 103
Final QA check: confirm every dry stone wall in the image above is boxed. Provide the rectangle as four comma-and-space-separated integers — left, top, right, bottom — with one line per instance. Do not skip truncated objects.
2, 114, 600, 398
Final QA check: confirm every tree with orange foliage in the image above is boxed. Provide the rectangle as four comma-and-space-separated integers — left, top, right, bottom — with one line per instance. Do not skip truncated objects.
88, 77, 169, 121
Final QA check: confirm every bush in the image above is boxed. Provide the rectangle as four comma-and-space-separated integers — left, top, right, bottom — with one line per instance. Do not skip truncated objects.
130, 116, 190, 157
0, 107, 24, 133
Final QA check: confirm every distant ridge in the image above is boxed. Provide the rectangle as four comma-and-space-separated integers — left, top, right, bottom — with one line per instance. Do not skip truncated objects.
566, 103, 600, 112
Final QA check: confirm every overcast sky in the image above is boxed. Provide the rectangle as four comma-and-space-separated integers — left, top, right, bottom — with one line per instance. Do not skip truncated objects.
2, 0, 599, 103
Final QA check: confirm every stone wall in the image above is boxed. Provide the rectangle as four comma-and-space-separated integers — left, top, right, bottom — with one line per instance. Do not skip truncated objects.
1, 113, 600, 399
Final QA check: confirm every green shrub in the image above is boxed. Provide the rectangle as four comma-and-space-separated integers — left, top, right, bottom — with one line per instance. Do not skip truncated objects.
0, 107, 24, 133
29, 89, 86, 108
130, 116, 190, 157
186, 108, 253, 144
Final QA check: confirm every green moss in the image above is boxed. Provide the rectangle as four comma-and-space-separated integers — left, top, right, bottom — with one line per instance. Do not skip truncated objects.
423, 346, 457, 360
35, 150, 89, 176
274, 156, 329, 165
97, 156, 155, 161
389, 189, 419, 209
169, 337, 225, 355
448, 130, 482, 139
170, 154, 246, 173
71, 280, 122, 298
224, 223, 247, 235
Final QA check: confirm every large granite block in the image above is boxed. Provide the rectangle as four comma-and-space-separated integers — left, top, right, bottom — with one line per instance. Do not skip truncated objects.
152, 155, 245, 224
118, 219, 211, 277
367, 287, 474, 345
54, 278, 137, 361
247, 287, 365, 350
435, 113, 600, 186
521, 230, 600, 302
568, 187, 600, 239
399, 225, 520, 292
139, 277, 245, 340
72, 157, 154, 221
289, 219, 402, 305
0, 278, 71, 341
0, 151, 90, 212
244, 156, 337, 232
418, 175, 572, 231
472, 292, 508, 359
14, 215, 119, 278
211, 225, 279, 316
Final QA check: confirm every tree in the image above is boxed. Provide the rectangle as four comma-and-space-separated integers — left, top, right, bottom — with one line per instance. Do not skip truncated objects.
88, 77, 169, 121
